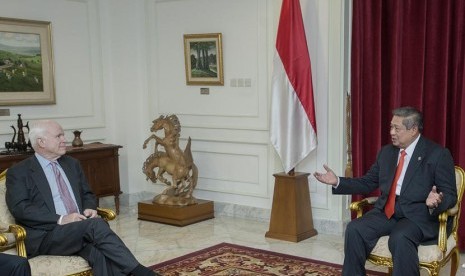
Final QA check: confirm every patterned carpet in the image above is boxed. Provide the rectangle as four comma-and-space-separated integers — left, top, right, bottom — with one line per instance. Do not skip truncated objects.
150, 242, 387, 275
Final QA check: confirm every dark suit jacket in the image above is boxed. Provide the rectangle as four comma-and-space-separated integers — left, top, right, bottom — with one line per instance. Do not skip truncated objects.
335, 136, 457, 242
6, 155, 97, 257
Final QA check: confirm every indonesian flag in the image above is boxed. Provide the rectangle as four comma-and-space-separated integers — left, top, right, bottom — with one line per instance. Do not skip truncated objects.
270, 0, 317, 174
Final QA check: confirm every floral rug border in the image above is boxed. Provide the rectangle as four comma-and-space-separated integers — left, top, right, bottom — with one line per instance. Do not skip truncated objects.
150, 242, 387, 275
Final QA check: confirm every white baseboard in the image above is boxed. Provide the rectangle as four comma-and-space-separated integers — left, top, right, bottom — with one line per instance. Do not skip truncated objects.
99, 192, 348, 236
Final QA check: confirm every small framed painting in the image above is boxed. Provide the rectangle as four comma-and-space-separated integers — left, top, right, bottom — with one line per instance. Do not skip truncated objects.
0, 17, 55, 105
183, 33, 223, 86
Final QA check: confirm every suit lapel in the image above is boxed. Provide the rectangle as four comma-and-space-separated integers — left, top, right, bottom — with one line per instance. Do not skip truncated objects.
400, 136, 426, 193
30, 157, 56, 212
387, 146, 400, 189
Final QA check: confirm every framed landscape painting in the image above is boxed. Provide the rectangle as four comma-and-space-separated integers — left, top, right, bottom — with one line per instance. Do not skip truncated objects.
0, 17, 55, 106
183, 33, 223, 85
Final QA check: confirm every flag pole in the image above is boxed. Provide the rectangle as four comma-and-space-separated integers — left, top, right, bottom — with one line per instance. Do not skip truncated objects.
266, 0, 318, 243
288, 168, 295, 176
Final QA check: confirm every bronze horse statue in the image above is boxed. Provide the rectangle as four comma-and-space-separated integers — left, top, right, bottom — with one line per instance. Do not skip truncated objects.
142, 115, 198, 206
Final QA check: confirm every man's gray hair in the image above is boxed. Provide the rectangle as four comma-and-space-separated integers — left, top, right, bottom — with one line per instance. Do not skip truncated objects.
392, 106, 423, 133
28, 120, 50, 149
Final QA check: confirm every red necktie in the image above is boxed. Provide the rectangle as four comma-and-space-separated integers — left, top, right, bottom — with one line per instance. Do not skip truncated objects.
51, 162, 78, 214
384, 150, 406, 219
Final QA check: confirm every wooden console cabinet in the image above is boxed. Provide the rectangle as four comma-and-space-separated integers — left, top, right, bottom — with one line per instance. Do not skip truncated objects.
0, 143, 122, 214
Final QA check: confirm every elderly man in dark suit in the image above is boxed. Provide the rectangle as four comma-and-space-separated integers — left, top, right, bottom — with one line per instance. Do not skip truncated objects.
6, 120, 157, 276
314, 106, 457, 276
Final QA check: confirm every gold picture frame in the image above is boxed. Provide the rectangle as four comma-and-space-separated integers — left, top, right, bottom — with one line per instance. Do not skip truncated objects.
183, 33, 223, 86
0, 17, 55, 106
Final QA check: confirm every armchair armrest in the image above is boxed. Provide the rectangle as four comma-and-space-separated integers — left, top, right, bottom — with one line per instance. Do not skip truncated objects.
0, 231, 15, 247
437, 203, 459, 254
437, 211, 449, 253
350, 196, 378, 218
446, 205, 458, 216
0, 224, 27, 257
97, 207, 116, 221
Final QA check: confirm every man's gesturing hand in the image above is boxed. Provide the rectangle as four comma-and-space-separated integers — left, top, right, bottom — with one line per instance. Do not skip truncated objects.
313, 164, 338, 186
426, 186, 443, 209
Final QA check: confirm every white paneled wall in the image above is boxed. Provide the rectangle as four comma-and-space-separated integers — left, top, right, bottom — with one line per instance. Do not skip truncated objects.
145, 0, 349, 233
0, 0, 107, 141
0, 0, 350, 234
153, 0, 268, 129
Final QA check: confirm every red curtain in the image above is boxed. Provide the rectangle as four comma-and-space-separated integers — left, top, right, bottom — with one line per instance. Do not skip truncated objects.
351, 0, 465, 250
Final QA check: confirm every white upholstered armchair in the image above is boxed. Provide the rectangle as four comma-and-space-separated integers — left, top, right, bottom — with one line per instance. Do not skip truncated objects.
350, 166, 464, 276
0, 169, 116, 276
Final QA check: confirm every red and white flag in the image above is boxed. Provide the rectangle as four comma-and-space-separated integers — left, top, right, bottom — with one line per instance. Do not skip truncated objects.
270, 0, 317, 174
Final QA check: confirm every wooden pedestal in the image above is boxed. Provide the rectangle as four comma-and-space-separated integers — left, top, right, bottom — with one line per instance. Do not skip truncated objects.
138, 199, 214, 226
265, 172, 318, 242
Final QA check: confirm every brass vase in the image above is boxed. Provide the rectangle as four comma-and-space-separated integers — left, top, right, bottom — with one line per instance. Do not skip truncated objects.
72, 130, 83, 147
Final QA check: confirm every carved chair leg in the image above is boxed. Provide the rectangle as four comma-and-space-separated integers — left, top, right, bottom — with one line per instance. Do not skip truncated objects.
114, 195, 120, 215
450, 249, 459, 276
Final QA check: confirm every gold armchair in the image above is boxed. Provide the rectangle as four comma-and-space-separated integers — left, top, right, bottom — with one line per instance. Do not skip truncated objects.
0, 169, 116, 276
350, 166, 464, 276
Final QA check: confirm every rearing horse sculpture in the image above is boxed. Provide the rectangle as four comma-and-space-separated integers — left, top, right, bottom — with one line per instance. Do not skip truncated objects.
142, 115, 198, 206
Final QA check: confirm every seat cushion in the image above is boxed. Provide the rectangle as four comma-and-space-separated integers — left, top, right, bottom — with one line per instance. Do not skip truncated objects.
2, 233, 91, 275
28, 255, 91, 275
2, 248, 91, 275
371, 235, 456, 263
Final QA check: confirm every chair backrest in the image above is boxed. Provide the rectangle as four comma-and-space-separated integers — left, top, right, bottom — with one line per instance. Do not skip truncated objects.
0, 169, 16, 230
452, 166, 465, 235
